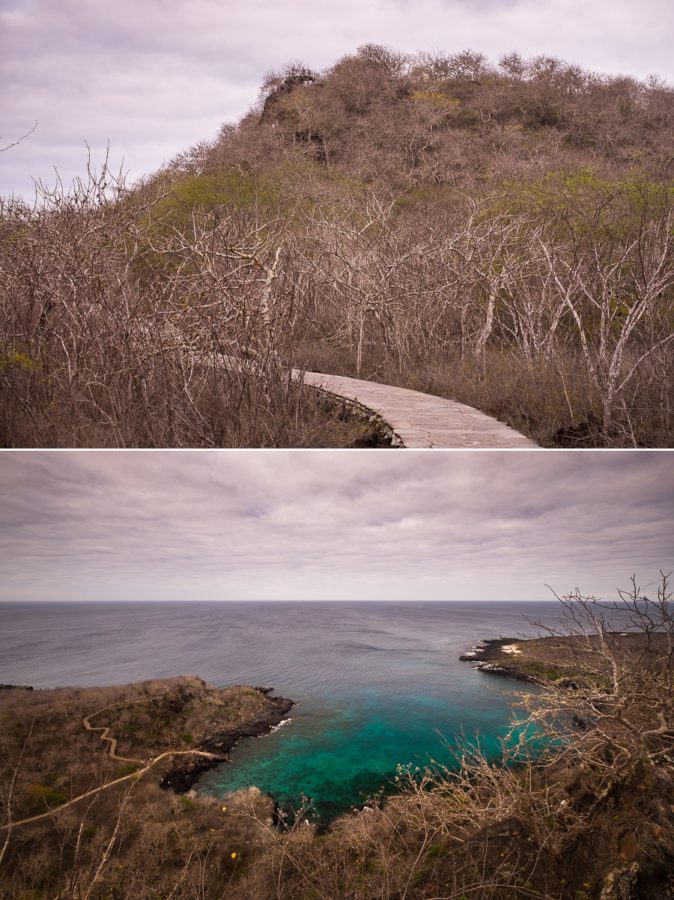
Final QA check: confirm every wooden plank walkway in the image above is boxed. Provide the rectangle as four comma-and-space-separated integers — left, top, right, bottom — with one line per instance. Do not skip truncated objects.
300, 371, 537, 449
202, 355, 536, 447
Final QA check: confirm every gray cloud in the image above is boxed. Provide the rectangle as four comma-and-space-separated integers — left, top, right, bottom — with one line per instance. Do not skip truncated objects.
1, 0, 672, 199
0, 450, 671, 602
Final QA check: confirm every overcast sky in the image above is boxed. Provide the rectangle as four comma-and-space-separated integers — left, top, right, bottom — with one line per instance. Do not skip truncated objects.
1, 0, 672, 200
0, 450, 671, 603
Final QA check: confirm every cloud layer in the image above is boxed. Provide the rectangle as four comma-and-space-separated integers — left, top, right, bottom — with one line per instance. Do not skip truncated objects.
1, 0, 672, 199
1, 450, 671, 602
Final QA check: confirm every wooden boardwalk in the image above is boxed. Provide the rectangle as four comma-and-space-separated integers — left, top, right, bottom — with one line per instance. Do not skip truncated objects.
300, 371, 537, 449
204, 355, 536, 447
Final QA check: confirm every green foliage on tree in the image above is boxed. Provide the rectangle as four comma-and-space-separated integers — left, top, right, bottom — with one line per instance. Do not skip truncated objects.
498, 169, 674, 238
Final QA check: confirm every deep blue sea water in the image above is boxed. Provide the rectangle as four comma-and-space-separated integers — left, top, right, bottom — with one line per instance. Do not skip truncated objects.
0, 601, 568, 820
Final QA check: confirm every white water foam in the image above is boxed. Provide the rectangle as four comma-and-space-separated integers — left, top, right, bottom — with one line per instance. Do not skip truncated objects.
267, 717, 292, 735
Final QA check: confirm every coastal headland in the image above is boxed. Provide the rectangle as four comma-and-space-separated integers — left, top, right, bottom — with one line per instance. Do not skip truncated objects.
0, 676, 303, 895
0, 675, 293, 814
459, 631, 671, 686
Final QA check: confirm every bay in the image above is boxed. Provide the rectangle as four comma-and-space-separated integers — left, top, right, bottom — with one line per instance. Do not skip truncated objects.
0, 600, 568, 820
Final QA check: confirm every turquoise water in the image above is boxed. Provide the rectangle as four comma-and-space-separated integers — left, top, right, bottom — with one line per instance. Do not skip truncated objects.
0, 600, 565, 822
194, 602, 559, 821
207, 690, 512, 821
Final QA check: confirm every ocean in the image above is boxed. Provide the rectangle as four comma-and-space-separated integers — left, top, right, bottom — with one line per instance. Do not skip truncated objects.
0, 600, 569, 820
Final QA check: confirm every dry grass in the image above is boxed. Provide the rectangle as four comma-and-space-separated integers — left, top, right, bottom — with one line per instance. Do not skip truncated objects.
0, 678, 286, 898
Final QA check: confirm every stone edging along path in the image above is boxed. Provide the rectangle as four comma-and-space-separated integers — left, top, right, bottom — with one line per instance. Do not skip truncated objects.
299, 370, 537, 449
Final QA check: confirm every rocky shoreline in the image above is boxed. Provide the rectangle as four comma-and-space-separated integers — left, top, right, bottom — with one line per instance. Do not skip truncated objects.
458, 633, 653, 689
459, 637, 543, 683
160, 689, 295, 793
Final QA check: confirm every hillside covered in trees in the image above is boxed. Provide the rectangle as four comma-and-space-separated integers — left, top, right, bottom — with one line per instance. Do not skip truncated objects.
2, 46, 673, 446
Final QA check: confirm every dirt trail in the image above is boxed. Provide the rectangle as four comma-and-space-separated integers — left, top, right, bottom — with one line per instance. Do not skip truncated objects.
1, 694, 204, 834
81, 695, 163, 764
0, 748, 222, 832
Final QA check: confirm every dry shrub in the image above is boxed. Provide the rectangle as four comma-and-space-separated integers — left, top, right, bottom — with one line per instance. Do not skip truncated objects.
0, 159, 354, 448
2, 51, 673, 447
232, 575, 674, 899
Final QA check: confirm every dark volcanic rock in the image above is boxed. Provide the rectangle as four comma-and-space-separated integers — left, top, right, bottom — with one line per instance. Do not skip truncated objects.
160, 693, 294, 794
458, 638, 542, 684
474, 662, 540, 684
160, 755, 224, 792
554, 414, 601, 448
260, 70, 321, 125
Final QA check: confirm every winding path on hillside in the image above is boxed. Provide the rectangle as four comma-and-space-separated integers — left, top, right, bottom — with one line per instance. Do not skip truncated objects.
0, 695, 225, 834
82, 696, 165, 764
299, 370, 537, 448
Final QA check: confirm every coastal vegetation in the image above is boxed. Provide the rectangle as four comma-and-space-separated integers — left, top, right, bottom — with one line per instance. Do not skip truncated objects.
1, 576, 672, 898
1, 47, 673, 446
0, 678, 292, 897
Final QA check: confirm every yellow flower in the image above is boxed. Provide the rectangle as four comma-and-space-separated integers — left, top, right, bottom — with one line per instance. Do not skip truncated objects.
222, 805, 227, 812
230, 852, 238, 860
